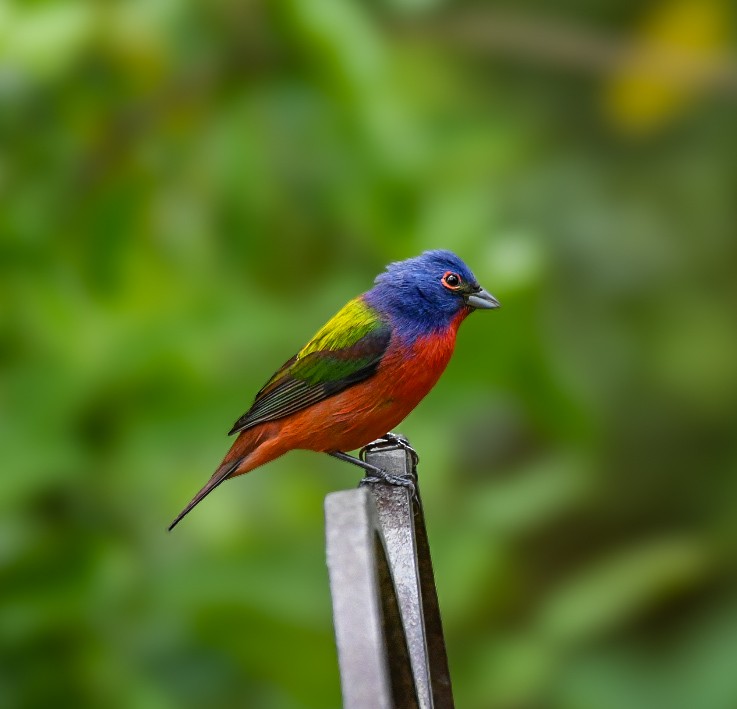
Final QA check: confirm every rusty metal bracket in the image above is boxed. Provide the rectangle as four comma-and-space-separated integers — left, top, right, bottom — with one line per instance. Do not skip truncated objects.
325, 439, 455, 709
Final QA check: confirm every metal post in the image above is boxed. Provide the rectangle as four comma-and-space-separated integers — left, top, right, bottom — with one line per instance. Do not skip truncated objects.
325, 438, 455, 709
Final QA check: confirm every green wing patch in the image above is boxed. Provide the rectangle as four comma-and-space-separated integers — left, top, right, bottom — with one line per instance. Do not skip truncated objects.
229, 298, 391, 434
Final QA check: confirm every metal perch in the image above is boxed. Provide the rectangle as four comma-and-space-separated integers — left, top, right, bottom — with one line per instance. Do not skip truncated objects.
325, 438, 454, 709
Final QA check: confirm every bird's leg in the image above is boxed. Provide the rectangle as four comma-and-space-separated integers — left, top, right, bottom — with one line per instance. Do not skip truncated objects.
328, 451, 417, 496
360, 432, 420, 468
329, 450, 383, 475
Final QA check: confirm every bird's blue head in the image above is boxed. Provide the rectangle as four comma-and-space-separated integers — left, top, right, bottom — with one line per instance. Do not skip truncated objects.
364, 250, 499, 339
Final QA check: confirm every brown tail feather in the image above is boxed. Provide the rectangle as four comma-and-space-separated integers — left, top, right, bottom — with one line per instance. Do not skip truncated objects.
168, 457, 243, 531
168, 425, 283, 531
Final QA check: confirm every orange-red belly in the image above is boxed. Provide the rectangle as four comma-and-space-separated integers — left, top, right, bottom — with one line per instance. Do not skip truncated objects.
273, 326, 460, 452
225, 317, 467, 476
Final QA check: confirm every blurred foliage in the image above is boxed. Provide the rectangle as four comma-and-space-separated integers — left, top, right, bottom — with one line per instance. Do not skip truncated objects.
2, 1, 737, 708
605, 0, 730, 134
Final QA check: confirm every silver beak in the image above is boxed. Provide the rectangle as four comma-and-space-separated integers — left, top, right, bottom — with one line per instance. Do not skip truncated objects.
465, 287, 500, 310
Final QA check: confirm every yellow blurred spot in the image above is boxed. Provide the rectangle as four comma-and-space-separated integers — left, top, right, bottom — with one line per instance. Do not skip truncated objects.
604, 0, 729, 135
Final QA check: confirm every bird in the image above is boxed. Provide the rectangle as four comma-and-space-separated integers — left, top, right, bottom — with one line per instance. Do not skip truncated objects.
169, 250, 499, 530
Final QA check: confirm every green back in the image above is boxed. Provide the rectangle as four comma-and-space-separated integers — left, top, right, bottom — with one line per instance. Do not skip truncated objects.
229, 298, 391, 434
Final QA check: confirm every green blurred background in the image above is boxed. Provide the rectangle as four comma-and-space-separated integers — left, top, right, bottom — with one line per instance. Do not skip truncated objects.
2, 1, 737, 707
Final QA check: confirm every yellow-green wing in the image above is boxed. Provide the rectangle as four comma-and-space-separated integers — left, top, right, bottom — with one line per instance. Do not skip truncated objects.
228, 298, 391, 434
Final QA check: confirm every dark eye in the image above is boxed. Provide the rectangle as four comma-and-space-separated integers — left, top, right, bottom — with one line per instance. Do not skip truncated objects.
442, 271, 462, 290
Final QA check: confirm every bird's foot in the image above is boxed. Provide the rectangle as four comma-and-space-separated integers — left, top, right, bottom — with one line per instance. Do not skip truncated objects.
358, 469, 417, 499
358, 433, 419, 502
329, 442, 419, 502
359, 432, 420, 468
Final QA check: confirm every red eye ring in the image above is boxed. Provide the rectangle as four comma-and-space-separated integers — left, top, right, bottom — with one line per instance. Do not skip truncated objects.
442, 271, 462, 290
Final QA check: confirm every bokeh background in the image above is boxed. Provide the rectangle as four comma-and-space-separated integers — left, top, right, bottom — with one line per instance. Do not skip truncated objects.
2, 1, 737, 707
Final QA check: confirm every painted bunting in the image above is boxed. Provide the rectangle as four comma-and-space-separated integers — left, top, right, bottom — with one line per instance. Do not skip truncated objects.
169, 250, 499, 529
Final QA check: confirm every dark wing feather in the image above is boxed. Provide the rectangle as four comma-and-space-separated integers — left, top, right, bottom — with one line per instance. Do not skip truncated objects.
229, 319, 391, 435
